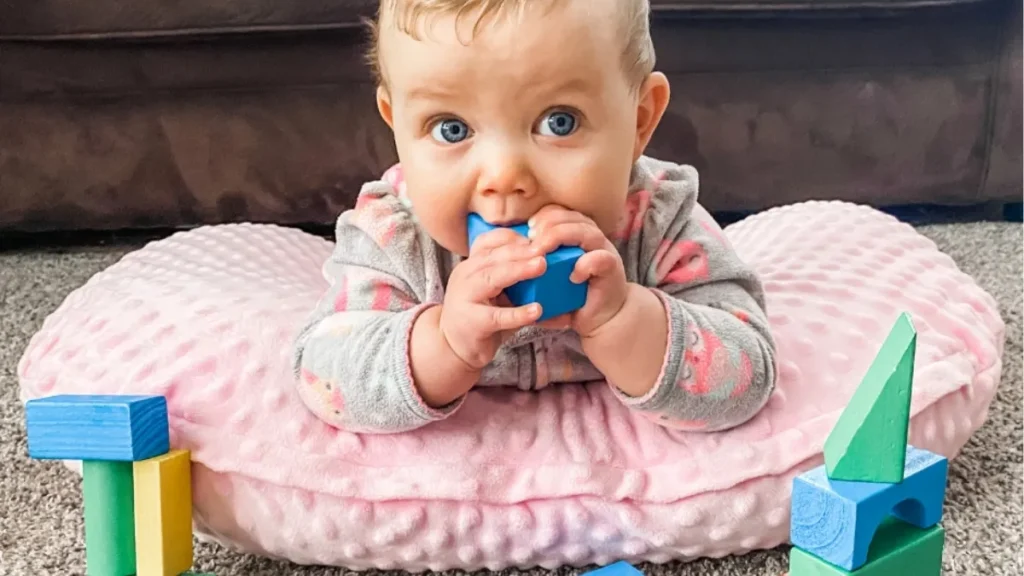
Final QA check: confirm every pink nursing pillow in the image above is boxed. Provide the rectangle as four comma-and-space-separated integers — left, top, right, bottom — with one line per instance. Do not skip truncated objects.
18, 201, 1003, 570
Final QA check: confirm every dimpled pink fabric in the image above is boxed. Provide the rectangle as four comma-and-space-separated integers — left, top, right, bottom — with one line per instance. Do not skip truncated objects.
18, 201, 1004, 571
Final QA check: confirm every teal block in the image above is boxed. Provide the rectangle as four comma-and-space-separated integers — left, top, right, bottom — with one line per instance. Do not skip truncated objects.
790, 446, 948, 571
467, 213, 588, 321
25, 394, 170, 461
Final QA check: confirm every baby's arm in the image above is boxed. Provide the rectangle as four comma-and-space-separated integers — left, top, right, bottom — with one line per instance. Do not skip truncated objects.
603, 162, 777, 431
292, 183, 466, 433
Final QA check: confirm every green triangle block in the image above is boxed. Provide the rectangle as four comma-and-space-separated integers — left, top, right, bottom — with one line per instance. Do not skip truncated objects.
824, 312, 916, 483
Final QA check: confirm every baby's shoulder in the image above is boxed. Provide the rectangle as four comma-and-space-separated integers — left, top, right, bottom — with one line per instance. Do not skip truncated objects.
634, 155, 700, 191
621, 156, 704, 232
619, 157, 741, 282
335, 165, 423, 250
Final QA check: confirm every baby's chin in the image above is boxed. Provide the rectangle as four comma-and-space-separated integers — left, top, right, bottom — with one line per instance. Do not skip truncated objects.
445, 240, 472, 258
425, 224, 471, 257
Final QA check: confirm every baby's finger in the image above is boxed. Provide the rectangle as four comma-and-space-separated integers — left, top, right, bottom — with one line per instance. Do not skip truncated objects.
468, 256, 546, 301
527, 211, 589, 246
480, 241, 543, 267
475, 301, 543, 333
528, 205, 587, 229
570, 250, 620, 283
530, 221, 607, 255
469, 227, 529, 258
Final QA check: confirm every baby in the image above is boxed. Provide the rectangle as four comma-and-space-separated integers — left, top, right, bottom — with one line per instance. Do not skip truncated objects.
292, 0, 778, 434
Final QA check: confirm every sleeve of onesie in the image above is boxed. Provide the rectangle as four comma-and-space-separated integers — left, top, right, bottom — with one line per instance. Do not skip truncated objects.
612, 158, 778, 432
291, 171, 461, 434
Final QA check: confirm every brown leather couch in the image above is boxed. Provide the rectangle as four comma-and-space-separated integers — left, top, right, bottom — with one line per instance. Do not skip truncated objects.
1, 0, 1020, 232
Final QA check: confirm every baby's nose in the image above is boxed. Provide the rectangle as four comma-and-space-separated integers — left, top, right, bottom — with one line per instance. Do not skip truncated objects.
477, 149, 536, 199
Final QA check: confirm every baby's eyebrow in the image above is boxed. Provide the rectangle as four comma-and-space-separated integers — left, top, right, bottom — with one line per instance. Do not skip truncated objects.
546, 77, 593, 93
406, 85, 461, 101
528, 75, 596, 99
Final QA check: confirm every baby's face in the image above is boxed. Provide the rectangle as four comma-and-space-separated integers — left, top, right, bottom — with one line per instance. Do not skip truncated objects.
376, 0, 668, 255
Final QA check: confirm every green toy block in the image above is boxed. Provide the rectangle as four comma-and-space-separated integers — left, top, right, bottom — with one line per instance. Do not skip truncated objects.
824, 312, 916, 483
789, 516, 944, 575
82, 460, 137, 575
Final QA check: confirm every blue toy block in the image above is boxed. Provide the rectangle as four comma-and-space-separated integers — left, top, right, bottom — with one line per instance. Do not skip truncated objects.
467, 213, 588, 321
25, 394, 170, 461
581, 561, 644, 576
790, 445, 948, 571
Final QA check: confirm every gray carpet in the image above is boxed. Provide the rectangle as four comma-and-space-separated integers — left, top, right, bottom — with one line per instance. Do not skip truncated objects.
1, 221, 1021, 575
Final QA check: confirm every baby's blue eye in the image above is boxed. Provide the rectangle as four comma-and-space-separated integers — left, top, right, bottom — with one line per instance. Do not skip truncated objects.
431, 119, 471, 143
538, 111, 578, 137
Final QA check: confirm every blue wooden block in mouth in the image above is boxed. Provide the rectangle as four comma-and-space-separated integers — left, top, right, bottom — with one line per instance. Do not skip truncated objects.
467, 213, 588, 321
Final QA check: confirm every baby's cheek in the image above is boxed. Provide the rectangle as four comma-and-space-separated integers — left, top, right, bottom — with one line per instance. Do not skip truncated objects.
596, 203, 629, 240
550, 162, 631, 234
409, 197, 469, 255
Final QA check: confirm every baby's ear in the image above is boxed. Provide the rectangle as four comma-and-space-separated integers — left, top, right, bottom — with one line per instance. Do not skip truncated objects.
633, 72, 671, 161
376, 85, 395, 129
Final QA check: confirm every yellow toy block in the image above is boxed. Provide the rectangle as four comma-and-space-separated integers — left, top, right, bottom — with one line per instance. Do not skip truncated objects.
133, 449, 194, 575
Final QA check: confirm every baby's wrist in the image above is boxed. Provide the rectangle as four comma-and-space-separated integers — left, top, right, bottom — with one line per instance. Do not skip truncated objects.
581, 284, 667, 397
582, 284, 656, 346
410, 306, 480, 408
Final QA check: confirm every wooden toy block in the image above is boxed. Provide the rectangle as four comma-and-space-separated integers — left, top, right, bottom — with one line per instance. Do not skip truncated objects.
582, 560, 644, 576
824, 313, 916, 483
82, 460, 137, 575
134, 449, 194, 576
25, 394, 170, 461
790, 445, 948, 571
467, 213, 588, 321
789, 516, 944, 575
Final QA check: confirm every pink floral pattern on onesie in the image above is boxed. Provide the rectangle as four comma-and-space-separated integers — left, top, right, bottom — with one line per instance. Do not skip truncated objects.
680, 323, 754, 399
615, 189, 651, 240
301, 368, 346, 419
655, 239, 711, 285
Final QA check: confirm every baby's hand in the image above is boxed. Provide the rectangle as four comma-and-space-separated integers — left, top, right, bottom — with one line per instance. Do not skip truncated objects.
440, 228, 546, 369
527, 205, 629, 337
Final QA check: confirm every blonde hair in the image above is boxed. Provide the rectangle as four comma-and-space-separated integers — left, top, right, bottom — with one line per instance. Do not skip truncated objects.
367, 0, 656, 92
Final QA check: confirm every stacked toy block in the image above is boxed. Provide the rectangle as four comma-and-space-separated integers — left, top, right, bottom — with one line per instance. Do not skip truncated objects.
788, 313, 949, 575
25, 394, 210, 575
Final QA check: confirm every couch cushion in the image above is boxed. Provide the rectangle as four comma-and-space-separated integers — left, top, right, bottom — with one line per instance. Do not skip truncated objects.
649, 0, 987, 9
0, 0, 994, 40
0, 0, 376, 40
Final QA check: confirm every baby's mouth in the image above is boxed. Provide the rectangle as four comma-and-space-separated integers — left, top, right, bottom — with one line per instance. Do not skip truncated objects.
487, 218, 529, 227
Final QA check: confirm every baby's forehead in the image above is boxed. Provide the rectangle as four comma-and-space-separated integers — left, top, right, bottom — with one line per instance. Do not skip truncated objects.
374, 0, 646, 92
380, 0, 628, 42
378, 1, 626, 61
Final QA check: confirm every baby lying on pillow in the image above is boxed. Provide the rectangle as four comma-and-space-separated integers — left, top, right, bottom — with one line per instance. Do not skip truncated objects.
292, 0, 778, 434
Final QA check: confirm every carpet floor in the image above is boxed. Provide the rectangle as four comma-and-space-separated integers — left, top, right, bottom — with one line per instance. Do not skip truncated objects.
1, 221, 1020, 575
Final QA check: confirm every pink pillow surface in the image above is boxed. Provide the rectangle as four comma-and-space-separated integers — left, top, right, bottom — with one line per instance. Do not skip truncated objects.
18, 201, 1004, 570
